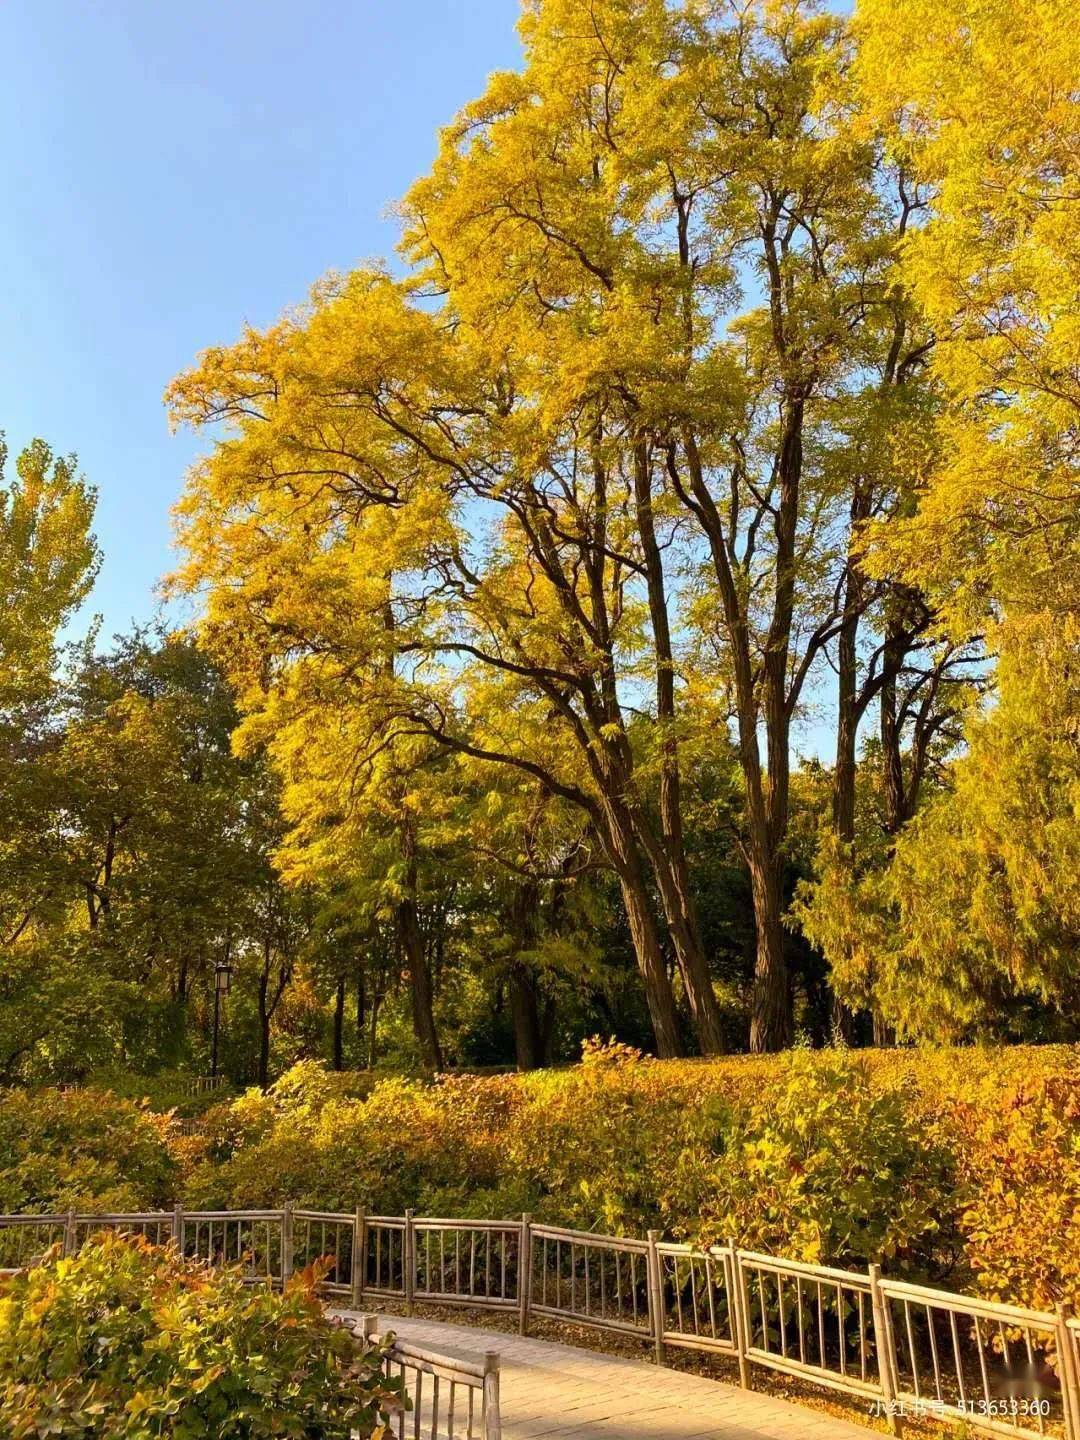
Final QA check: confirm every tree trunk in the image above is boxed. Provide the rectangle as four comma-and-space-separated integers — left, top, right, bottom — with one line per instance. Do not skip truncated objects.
632, 440, 724, 1054
355, 964, 366, 1043
257, 973, 271, 1091
398, 816, 443, 1072
617, 866, 683, 1059
746, 836, 793, 1052
332, 975, 346, 1070
368, 986, 381, 1069
597, 799, 683, 1057
674, 429, 794, 1052
509, 965, 545, 1070
508, 879, 546, 1070
834, 615, 860, 845
874, 604, 921, 1050
830, 534, 870, 1043
257, 927, 292, 1090
641, 837, 724, 1053
398, 899, 442, 1071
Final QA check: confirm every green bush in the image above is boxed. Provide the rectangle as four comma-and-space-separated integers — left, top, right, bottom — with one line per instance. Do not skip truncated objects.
9, 1045, 1074, 1315
0, 1233, 402, 1439
183, 1067, 524, 1217
0, 1088, 176, 1214
672, 1052, 957, 1270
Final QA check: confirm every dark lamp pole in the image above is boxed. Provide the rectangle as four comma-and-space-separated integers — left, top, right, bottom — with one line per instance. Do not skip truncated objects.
211, 959, 233, 1079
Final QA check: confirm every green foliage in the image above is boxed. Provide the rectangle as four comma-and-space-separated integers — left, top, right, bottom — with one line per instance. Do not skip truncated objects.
0, 1233, 401, 1439
0, 1089, 176, 1214
185, 1068, 525, 1219
678, 1053, 954, 1270
0, 436, 99, 711
172, 1046, 1080, 1313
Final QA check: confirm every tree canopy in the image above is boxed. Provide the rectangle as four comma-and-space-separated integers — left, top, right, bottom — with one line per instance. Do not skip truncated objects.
1, 0, 1076, 1081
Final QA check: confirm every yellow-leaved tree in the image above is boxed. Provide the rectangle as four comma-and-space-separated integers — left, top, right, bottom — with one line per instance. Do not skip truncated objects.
798, 0, 1080, 1036
172, 0, 950, 1052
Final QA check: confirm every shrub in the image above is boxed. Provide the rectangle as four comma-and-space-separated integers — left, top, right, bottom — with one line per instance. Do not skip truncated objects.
0, 1088, 176, 1213
0, 1233, 402, 1439
950, 1069, 1080, 1313
673, 1052, 957, 1270
17, 1045, 1077, 1315
502, 1039, 700, 1233
183, 1064, 523, 1216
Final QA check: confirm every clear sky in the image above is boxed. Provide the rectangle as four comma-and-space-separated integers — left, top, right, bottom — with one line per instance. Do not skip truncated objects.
0, 0, 523, 641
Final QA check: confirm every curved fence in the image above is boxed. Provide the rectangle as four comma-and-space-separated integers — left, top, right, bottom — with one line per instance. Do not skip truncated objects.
1, 1206, 1077, 1440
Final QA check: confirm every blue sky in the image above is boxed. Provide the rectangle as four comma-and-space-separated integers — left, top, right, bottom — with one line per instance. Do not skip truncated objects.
0, 0, 522, 641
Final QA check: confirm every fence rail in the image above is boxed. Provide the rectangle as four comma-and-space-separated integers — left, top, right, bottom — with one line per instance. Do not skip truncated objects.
0, 1206, 1075, 1440
355, 1313, 500, 1440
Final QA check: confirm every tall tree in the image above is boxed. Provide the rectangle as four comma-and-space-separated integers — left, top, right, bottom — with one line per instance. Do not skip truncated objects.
168, 282, 699, 1055
399, 0, 925, 1048
0, 437, 102, 1080
794, 0, 1080, 1036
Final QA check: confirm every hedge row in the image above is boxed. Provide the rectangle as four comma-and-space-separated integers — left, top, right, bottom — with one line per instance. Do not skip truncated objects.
2, 1042, 1076, 1318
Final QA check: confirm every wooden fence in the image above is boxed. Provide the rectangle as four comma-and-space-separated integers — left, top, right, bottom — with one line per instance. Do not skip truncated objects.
1, 1206, 1077, 1440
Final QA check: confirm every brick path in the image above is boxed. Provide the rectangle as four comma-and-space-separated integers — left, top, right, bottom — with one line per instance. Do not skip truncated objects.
338, 1309, 878, 1439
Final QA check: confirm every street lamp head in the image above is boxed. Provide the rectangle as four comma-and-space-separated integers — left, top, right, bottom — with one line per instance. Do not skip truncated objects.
215, 960, 233, 994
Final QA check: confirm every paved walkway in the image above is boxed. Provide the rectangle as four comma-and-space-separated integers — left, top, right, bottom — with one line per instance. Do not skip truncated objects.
336, 1310, 877, 1439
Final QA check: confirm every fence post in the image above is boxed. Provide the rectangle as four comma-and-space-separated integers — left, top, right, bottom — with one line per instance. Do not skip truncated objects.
361, 1312, 378, 1343
726, 1240, 751, 1389
404, 1209, 415, 1315
351, 1206, 366, 1310
868, 1263, 903, 1438
281, 1202, 294, 1287
482, 1351, 501, 1440
518, 1213, 532, 1337
172, 1203, 184, 1254
63, 1210, 77, 1258
646, 1230, 665, 1366
1056, 1304, 1080, 1440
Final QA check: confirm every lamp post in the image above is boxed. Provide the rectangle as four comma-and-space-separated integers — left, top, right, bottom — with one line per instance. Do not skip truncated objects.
211, 957, 233, 1079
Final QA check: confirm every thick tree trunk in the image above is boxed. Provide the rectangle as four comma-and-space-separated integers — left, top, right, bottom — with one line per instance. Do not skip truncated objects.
509, 965, 545, 1070
618, 866, 683, 1059
632, 440, 724, 1054
643, 840, 724, 1053
746, 837, 793, 1052
398, 817, 443, 1072
398, 899, 442, 1071
598, 799, 683, 1057
507, 880, 547, 1070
